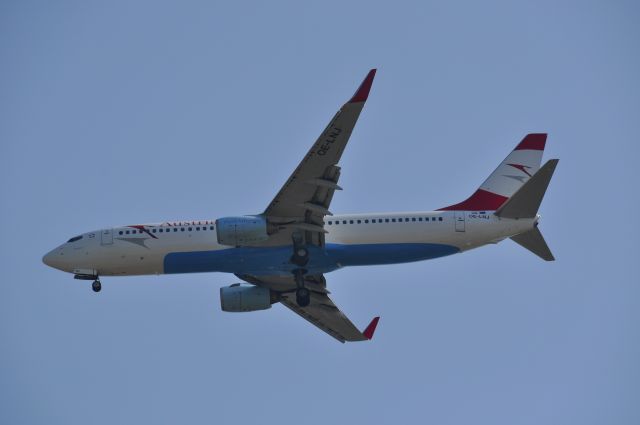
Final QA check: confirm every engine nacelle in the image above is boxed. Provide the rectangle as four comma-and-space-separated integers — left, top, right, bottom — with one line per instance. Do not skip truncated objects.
215, 215, 269, 246
220, 284, 272, 312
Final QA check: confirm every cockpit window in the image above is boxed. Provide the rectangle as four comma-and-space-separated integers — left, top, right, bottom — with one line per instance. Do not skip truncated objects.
67, 235, 83, 243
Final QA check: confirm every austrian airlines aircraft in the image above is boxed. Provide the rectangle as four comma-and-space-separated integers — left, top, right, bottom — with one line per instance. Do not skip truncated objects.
43, 69, 559, 342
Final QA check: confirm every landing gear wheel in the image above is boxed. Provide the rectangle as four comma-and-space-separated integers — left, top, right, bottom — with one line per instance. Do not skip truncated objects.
296, 287, 310, 307
92, 280, 101, 293
291, 246, 309, 266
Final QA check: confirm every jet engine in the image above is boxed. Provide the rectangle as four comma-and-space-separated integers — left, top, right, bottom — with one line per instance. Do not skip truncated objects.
220, 284, 273, 312
215, 215, 269, 246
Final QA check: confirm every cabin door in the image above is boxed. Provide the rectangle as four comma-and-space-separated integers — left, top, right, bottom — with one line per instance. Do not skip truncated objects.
101, 228, 114, 245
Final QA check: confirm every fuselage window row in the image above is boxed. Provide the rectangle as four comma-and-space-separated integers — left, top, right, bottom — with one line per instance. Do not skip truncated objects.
118, 225, 215, 236
326, 217, 443, 225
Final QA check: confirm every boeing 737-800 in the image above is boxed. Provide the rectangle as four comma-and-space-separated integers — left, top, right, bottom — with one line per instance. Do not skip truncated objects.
43, 69, 558, 342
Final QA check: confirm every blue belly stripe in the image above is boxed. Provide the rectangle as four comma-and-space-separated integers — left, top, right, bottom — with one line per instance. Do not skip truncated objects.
325, 242, 459, 266
163, 243, 459, 276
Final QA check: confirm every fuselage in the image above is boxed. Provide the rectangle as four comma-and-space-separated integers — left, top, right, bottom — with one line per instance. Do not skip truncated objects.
42, 210, 536, 278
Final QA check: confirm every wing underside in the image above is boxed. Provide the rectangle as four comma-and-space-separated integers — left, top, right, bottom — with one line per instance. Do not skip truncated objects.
235, 70, 380, 342
260, 69, 377, 248
237, 273, 379, 343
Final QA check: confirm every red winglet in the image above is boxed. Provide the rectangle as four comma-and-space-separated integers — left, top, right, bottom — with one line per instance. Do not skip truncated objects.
515, 133, 547, 151
348, 69, 377, 103
362, 316, 380, 340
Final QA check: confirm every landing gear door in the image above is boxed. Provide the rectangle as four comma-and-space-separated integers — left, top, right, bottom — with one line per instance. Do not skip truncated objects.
454, 211, 466, 232
101, 228, 114, 245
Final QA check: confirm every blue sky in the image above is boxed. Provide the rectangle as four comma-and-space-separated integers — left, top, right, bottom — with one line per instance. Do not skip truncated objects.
1, 1, 639, 424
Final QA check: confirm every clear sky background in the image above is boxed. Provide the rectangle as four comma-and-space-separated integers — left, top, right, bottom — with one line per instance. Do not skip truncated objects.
1, 1, 639, 424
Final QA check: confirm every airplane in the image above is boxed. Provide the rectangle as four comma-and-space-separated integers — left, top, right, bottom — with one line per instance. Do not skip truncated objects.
42, 69, 559, 343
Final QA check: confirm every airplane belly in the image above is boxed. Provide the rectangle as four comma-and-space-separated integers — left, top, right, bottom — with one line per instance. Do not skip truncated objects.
163, 245, 341, 276
325, 242, 459, 266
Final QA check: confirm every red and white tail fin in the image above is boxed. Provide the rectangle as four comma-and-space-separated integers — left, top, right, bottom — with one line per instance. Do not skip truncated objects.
439, 133, 547, 211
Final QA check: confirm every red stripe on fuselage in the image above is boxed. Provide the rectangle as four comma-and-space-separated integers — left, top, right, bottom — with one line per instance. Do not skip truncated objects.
438, 189, 508, 211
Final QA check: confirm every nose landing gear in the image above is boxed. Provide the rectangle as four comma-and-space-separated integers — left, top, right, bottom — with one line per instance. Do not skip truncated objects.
92, 279, 102, 292
74, 273, 101, 293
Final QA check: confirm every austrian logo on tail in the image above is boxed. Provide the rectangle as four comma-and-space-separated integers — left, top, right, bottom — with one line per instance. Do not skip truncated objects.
507, 163, 533, 177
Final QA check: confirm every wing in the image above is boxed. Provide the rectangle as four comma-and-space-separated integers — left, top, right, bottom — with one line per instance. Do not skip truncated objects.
262, 69, 376, 247
236, 273, 380, 343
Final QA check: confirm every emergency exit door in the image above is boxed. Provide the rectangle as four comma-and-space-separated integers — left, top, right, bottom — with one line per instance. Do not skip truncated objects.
454, 211, 466, 232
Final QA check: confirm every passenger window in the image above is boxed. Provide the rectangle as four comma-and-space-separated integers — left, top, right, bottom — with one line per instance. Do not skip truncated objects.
412, 218, 416, 222
181, 228, 185, 231
343, 221, 347, 224
210, 226, 214, 230
365, 220, 369, 223
391, 218, 396, 222
196, 227, 200, 231
439, 217, 443, 221
188, 227, 192, 231
119, 231, 123, 235
349, 220, 354, 224
152, 229, 156, 233
385, 219, 389, 223
357, 220, 361, 224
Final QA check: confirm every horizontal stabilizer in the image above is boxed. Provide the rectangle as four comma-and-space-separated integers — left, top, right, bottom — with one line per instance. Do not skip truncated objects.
511, 227, 555, 261
495, 159, 559, 219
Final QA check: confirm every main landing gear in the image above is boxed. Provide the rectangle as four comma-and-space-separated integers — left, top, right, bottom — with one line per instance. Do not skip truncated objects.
290, 232, 311, 307
293, 269, 311, 307
290, 232, 309, 267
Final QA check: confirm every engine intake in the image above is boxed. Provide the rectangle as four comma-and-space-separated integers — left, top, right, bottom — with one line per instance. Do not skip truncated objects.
220, 284, 272, 312
215, 215, 268, 246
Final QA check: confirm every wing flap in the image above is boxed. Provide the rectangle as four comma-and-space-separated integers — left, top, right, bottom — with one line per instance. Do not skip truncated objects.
237, 273, 378, 343
264, 70, 376, 231
279, 292, 371, 343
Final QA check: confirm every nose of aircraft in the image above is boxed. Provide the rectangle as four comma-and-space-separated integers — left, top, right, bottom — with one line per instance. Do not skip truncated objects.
42, 251, 54, 267
42, 247, 67, 271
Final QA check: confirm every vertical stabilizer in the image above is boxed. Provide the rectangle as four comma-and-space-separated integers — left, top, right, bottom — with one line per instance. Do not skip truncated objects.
439, 133, 547, 211
495, 159, 559, 219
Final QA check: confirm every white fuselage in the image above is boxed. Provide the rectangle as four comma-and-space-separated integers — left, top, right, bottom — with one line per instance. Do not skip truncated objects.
43, 210, 536, 278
